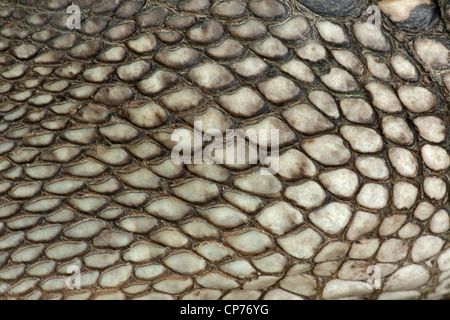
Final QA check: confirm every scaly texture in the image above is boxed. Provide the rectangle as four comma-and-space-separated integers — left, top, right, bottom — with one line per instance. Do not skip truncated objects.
0, 0, 449, 300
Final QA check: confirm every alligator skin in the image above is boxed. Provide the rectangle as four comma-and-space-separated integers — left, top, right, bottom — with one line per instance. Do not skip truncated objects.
0, 0, 448, 300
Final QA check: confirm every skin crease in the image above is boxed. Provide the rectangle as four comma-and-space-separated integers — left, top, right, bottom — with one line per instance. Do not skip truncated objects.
0, 0, 448, 300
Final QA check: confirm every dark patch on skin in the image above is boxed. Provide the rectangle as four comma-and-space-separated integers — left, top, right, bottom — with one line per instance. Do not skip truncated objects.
297, 0, 368, 17
397, 3, 440, 30
345, 77, 361, 92
395, 132, 414, 145
12, 8, 28, 19
283, 158, 310, 180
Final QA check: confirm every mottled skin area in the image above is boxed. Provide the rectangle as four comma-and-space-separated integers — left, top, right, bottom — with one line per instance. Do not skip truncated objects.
0, 0, 448, 300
